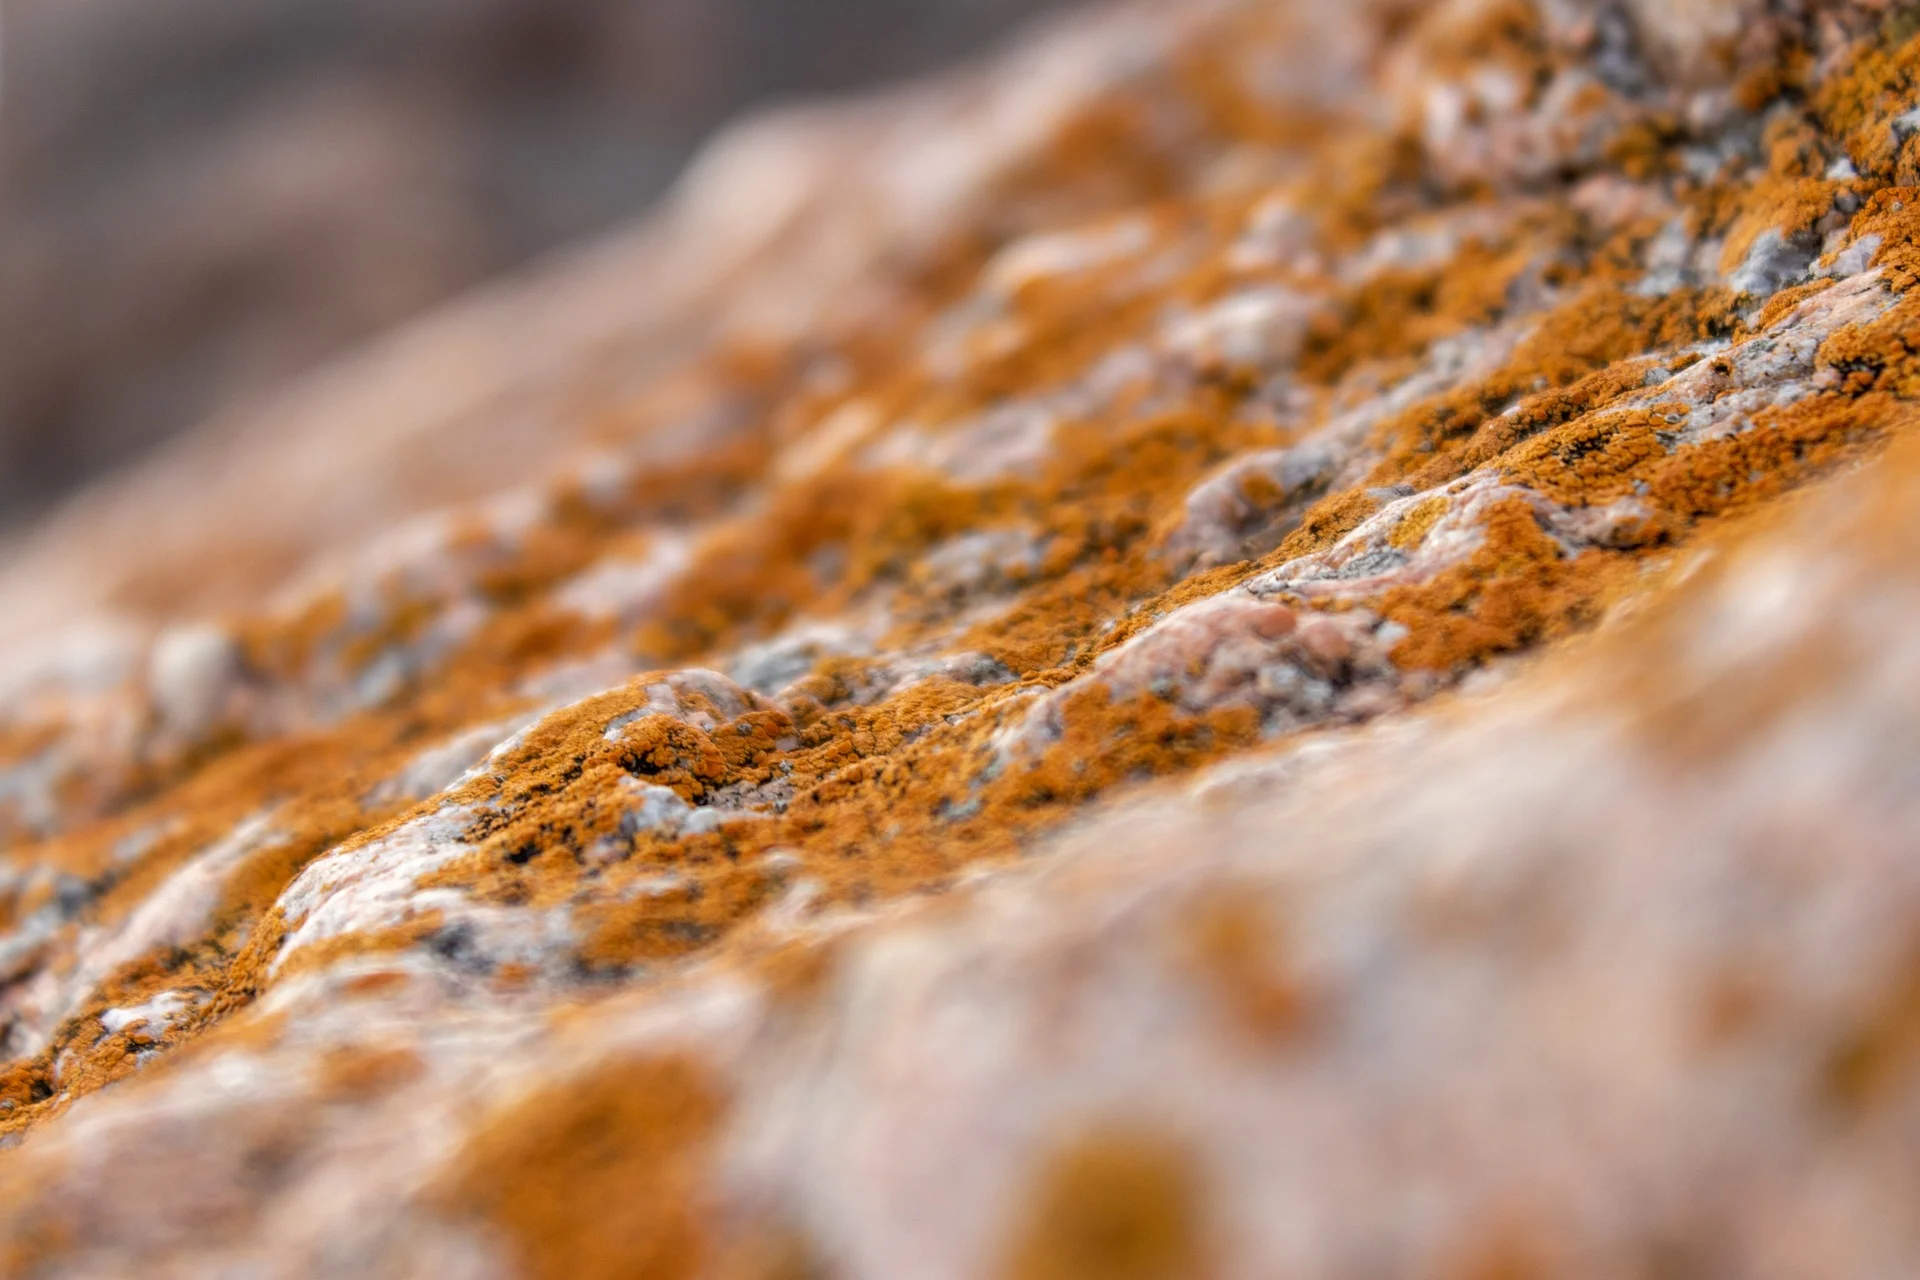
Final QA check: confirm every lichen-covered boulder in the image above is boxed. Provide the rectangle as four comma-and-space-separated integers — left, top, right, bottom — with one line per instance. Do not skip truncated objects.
5, 1, 1920, 1276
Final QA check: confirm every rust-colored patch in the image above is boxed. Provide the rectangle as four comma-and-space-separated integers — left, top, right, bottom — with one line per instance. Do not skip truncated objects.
1002, 1128, 1211, 1280
1376, 496, 1630, 672
1177, 890, 1316, 1046
1821, 948, 1920, 1116
317, 1043, 425, 1100
436, 1054, 727, 1280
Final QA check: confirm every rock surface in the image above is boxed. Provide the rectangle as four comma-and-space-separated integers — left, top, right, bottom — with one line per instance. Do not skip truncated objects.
6, 0, 1920, 1275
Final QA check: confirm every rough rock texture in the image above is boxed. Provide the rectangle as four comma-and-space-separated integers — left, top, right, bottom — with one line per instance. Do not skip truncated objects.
5, 0, 1920, 1275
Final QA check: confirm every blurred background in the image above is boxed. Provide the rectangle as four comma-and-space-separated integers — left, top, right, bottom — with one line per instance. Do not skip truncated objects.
0, 0, 1066, 531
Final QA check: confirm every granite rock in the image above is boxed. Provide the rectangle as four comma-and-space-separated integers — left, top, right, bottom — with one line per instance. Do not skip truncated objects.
4, 0, 1920, 1276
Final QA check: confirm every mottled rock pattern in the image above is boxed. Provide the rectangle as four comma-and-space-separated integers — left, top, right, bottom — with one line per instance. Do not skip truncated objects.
5, 0, 1920, 1275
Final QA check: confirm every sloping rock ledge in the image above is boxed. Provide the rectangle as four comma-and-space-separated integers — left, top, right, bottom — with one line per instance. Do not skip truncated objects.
5, 1, 1920, 1276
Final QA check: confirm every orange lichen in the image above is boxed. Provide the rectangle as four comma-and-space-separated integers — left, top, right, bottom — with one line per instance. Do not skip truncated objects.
1815, 17, 1920, 182
1501, 410, 1668, 507
1822, 947, 1920, 1115
1716, 112, 1847, 274
436, 1054, 726, 1280
1375, 496, 1631, 671
1178, 890, 1316, 1046
316, 1042, 425, 1100
1387, 494, 1451, 551
1002, 1128, 1210, 1280
0, 1153, 73, 1279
